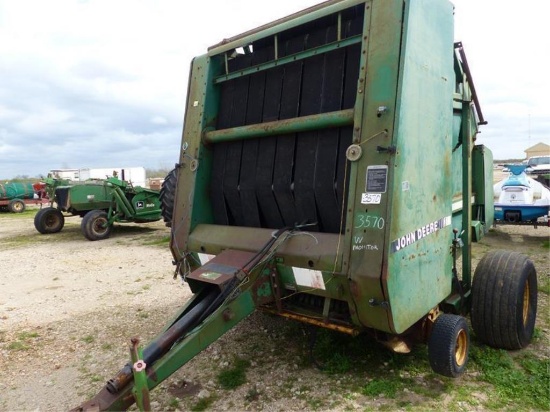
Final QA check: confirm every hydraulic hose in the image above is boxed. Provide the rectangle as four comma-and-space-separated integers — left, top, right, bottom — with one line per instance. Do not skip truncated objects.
106, 287, 220, 394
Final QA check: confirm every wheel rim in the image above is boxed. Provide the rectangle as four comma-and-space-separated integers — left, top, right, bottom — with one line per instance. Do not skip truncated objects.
455, 329, 468, 366
522, 279, 530, 326
46, 214, 59, 228
93, 218, 108, 234
14, 202, 24, 212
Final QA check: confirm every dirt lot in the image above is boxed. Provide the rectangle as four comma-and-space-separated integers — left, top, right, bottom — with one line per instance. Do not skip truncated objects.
0, 207, 548, 411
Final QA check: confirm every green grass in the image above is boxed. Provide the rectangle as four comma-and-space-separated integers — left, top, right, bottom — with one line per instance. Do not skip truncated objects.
168, 398, 180, 408
141, 235, 171, 247
17, 331, 39, 340
539, 276, 550, 295
5, 330, 40, 351
7, 341, 30, 351
217, 358, 250, 389
190, 396, 215, 411
0, 209, 37, 219
82, 335, 95, 344
362, 378, 400, 398
541, 239, 550, 249
470, 346, 550, 410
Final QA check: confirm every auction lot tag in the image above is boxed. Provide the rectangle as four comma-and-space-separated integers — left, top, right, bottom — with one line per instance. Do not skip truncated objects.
361, 193, 381, 204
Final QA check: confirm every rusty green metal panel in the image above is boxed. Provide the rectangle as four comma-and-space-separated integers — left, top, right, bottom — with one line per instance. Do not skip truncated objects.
383, 0, 456, 333
346, 0, 405, 333
170, 54, 221, 255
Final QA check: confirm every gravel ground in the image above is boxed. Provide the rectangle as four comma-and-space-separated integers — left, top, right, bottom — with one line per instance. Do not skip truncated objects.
0, 207, 548, 411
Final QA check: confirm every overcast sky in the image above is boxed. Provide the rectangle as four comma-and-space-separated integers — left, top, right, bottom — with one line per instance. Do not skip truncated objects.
0, 0, 548, 179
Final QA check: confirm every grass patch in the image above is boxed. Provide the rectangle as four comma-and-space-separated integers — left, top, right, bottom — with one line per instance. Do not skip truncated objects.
308, 329, 365, 374
5, 330, 40, 351
0, 209, 37, 219
541, 239, 550, 249
362, 378, 403, 398
470, 346, 550, 410
142, 235, 171, 247
217, 358, 250, 389
190, 396, 215, 411
7, 341, 30, 351
538, 276, 550, 295
245, 386, 261, 402
82, 335, 95, 344
17, 331, 39, 340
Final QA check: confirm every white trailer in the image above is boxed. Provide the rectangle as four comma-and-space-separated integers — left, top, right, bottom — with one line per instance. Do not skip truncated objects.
49, 167, 147, 188
79, 167, 146, 188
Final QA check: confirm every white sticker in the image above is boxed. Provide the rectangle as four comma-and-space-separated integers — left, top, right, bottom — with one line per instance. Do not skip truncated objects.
292, 267, 325, 290
361, 193, 381, 204
198, 253, 215, 265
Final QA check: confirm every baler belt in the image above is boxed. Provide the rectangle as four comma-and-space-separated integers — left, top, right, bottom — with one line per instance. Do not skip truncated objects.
210, 9, 363, 233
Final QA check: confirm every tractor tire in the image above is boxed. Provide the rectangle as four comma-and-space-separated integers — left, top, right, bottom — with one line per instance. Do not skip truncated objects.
34, 207, 65, 234
160, 168, 177, 227
428, 314, 470, 377
8, 199, 25, 213
471, 250, 537, 350
81, 210, 112, 241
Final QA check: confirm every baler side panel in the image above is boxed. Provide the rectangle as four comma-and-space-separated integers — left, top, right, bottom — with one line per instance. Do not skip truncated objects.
347, 0, 404, 333
171, 55, 220, 257
384, 0, 455, 333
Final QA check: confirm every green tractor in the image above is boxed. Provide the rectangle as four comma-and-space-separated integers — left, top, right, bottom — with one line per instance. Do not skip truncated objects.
35, 176, 162, 241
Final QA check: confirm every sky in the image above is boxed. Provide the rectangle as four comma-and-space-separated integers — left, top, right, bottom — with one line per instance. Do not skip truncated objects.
0, 0, 548, 179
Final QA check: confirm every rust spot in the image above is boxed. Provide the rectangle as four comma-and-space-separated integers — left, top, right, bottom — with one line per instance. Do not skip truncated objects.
349, 280, 360, 298
222, 308, 234, 321
433, 195, 437, 202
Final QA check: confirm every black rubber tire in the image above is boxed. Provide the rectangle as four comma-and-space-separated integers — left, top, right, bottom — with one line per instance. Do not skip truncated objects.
428, 314, 470, 377
81, 210, 112, 241
34, 207, 65, 234
8, 199, 25, 213
159, 168, 177, 227
471, 250, 537, 350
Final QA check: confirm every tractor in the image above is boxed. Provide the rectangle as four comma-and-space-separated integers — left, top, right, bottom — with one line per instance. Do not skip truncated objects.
35, 176, 162, 241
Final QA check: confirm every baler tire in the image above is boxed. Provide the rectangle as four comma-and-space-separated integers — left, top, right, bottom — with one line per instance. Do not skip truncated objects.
160, 168, 177, 227
471, 250, 537, 350
81, 210, 112, 241
428, 314, 469, 378
34, 207, 65, 234
8, 199, 25, 213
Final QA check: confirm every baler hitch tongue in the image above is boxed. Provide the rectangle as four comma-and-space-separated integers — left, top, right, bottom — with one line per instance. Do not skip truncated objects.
129, 337, 151, 412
